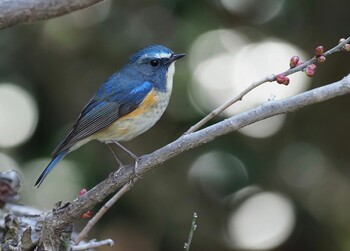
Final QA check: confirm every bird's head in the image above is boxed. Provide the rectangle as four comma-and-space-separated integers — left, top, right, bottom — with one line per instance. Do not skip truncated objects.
127, 45, 185, 87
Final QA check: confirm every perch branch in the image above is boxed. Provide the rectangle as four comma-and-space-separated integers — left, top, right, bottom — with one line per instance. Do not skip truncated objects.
185, 36, 350, 134
41, 74, 350, 242
0, 0, 106, 29
70, 37, 350, 247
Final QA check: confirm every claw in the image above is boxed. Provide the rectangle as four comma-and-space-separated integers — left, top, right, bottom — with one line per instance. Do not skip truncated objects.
112, 140, 143, 179
133, 159, 143, 179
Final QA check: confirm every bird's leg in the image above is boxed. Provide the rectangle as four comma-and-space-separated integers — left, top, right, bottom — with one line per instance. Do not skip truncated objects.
107, 144, 124, 168
107, 144, 125, 183
112, 140, 143, 179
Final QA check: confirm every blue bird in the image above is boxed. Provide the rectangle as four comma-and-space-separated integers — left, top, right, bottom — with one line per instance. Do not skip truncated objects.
35, 45, 185, 187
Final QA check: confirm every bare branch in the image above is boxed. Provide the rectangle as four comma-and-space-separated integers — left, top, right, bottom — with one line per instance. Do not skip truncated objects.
74, 179, 137, 244
0, 0, 106, 29
184, 212, 198, 251
70, 239, 114, 250
43, 74, 350, 243
184, 74, 275, 134
185, 36, 350, 134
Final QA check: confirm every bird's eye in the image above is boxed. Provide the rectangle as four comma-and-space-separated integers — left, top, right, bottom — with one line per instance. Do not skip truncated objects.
150, 59, 160, 67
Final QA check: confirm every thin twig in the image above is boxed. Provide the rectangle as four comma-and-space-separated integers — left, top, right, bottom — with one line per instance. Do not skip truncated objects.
185, 75, 275, 134
185, 36, 350, 134
71, 239, 114, 250
184, 212, 198, 251
74, 178, 137, 244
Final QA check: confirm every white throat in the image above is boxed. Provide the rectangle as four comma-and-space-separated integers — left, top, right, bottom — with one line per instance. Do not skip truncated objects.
166, 62, 176, 92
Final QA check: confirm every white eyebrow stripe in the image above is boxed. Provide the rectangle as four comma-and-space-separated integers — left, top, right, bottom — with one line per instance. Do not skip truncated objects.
140, 52, 172, 60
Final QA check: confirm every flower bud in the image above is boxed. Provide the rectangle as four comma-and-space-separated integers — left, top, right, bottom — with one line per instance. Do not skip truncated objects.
78, 188, 88, 197
315, 46, 324, 56
276, 74, 285, 84
289, 56, 299, 68
309, 64, 317, 70
342, 44, 350, 52
317, 55, 326, 63
305, 65, 316, 77
282, 77, 290, 86
82, 210, 93, 219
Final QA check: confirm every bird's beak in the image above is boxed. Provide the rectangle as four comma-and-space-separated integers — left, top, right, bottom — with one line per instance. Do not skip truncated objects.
170, 53, 186, 63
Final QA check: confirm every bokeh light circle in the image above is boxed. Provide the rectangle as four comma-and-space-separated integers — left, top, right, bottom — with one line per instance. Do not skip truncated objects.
21, 158, 85, 210
189, 30, 310, 138
227, 192, 295, 250
188, 29, 249, 71
0, 83, 38, 148
220, 0, 285, 24
189, 29, 249, 114
0, 152, 21, 172
188, 151, 248, 199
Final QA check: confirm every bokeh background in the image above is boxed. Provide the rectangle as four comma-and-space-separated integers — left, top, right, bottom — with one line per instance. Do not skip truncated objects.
1, 0, 350, 250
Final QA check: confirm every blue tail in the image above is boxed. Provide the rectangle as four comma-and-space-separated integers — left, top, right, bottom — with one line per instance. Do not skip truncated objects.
35, 150, 68, 187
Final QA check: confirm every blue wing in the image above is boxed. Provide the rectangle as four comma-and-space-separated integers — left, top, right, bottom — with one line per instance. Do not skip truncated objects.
35, 73, 152, 187
52, 74, 153, 156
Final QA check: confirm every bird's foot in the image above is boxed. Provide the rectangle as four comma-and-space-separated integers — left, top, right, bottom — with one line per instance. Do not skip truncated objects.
133, 158, 143, 180
112, 140, 143, 179
112, 167, 124, 183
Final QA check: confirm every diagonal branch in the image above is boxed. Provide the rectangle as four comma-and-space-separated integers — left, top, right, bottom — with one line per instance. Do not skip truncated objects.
42, 73, 350, 243
185, 36, 350, 134
0, 0, 106, 29
74, 178, 137, 244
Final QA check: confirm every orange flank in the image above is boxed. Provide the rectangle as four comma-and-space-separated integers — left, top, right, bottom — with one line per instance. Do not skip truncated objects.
120, 89, 158, 120
92, 89, 159, 140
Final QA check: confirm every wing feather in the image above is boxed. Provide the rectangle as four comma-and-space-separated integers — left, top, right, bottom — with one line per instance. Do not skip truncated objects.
52, 80, 153, 156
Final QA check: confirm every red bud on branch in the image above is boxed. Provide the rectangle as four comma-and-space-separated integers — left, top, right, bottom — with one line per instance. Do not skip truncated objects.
317, 55, 326, 63
305, 64, 317, 77
276, 74, 286, 84
282, 77, 290, 86
78, 189, 88, 197
81, 210, 93, 219
315, 46, 324, 56
289, 56, 299, 68
342, 44, 350, 52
